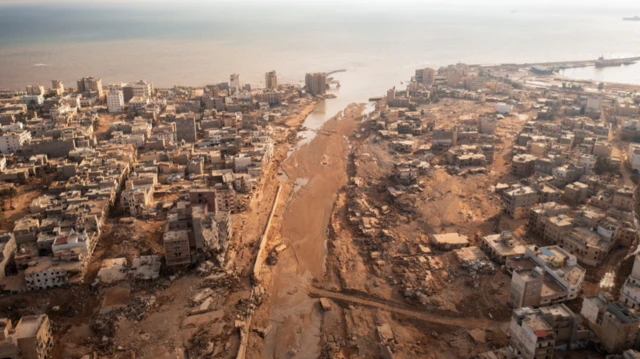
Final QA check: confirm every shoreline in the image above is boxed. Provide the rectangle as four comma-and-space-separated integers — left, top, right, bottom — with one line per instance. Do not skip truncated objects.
284, 100, 318, 128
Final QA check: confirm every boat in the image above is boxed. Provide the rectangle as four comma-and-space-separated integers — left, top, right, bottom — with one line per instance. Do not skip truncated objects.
624, 61, 637, 65
595, 56, 624, 68
623, 16, 640, 21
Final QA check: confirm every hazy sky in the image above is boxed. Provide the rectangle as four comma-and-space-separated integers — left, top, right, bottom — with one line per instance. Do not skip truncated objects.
0, 0, 637, 5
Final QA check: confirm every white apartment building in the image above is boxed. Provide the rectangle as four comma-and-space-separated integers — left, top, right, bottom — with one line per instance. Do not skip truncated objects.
131, 80, 153, 98
25, 85, 45, 96
129, 96, 150, 111
620, 255, 640, 310
107, 88, 125, 113
630, 143, 640, 172
0, 131, 32, 154
586, 96, 602, 112
49, 104, 76, 119
20, 95, 44, 106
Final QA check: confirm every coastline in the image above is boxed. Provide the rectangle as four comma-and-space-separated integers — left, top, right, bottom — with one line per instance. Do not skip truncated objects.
284, 100, 319, 128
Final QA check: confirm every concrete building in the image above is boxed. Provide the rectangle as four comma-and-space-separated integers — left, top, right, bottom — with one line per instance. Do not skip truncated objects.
25, 85, 45, 96
121, 180, 154, 217
586, 96, 603, 112
106, 87, 125, 113
0, 131, 32, 154
163, 229, 191, 266
0, 314, 52, 359
620, 255, 640, 311
481, 231, 527, 264
508, 306, 557, 359
51, 80, 64, 95
591, 141, 613, 157
163, 202, 232, 266
630, 143, 640, 172
479, 117, 497, 134
432, 129, 457, 150
581, 293, 640, 353
131, 80, 153, 98
561, 226, 617, 267
503, 186, 537, 220
230, 74, 240, 92
509, 304, 585, 359
512, 154, 537, 177
305, 72, 327, 96
543, 214, 574, 244
415, 68, 435, 86
563, 182, 589, 205
76, 77, 103, 98
508, 245, 586, 308
529, 202, 571, 237
20, 95, 44, 107
129, 96, 149, 111
174, 116, 197, 143
214, 184, 238, 213
613, 187, 635, 212
429, 233, 469, 250
265, 70, 278, 89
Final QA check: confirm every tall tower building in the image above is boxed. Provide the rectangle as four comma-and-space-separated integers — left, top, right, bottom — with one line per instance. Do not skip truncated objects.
25, 85, 45, 96
230, 74, 241, 92
77, 77, 104, 98
265, 71, 278, 90
106, 84, 124, 113
51, 80, 64, 95
305, 72, 327, 96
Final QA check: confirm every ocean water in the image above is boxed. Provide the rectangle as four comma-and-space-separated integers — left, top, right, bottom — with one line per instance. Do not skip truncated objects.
561, 62, 640, 84
1, 1, 640, 103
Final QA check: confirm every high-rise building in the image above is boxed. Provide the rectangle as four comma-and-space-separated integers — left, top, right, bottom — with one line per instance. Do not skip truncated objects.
415, 68, 435, 86
305, 72, 327, 96
265, 70, 278, 89
51, 80, 64, 95
76, 77, 104, 98
131, 80, 153, 98
106, 84, 125, 113
25, 85, 45, 96
230, 74, 241, 92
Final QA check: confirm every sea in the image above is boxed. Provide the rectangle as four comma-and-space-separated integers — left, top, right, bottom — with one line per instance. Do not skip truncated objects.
1, 1, 640, 125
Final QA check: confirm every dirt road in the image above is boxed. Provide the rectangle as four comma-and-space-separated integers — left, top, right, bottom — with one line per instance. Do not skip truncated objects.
306, 287, 507, 330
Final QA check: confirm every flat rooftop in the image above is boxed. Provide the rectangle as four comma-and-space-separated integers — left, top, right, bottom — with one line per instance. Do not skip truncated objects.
12, 315, 47, 339
483, 233, 526, 257
431, 233, 469, 246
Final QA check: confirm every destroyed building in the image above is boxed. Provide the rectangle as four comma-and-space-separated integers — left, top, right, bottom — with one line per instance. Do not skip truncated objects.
163, 202, 232, 266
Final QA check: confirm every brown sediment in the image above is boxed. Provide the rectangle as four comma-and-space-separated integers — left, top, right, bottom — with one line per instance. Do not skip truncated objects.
247, 103, 365, 359
285, 100, 319, 128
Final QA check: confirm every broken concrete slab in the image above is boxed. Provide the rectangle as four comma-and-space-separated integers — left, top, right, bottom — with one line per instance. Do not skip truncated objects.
131, 255, 162, 280
319, 298, 332, 312
97, 258, 128, 284
192, 288, 213, 303
182, 310, 225, 329
468, 328, 487, 344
